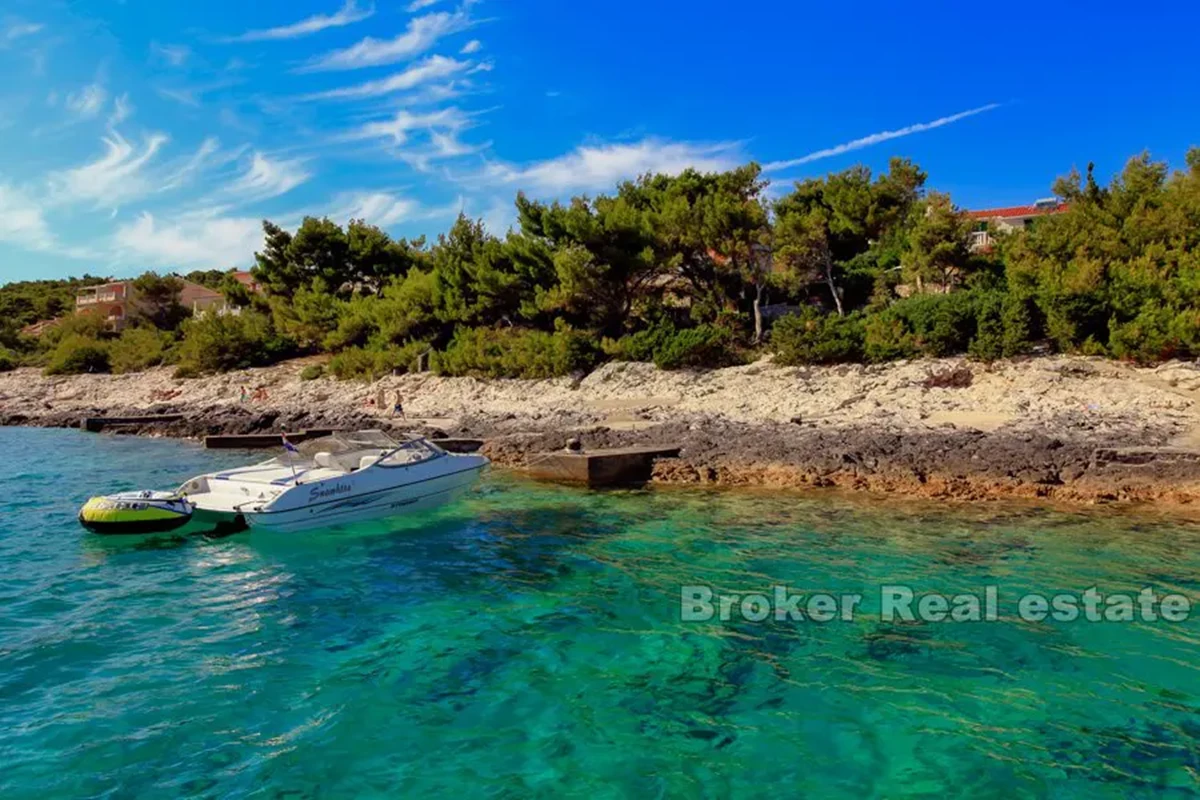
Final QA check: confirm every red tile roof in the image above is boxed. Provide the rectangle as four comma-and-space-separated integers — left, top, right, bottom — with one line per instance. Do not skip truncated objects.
965, 203, 1069, 220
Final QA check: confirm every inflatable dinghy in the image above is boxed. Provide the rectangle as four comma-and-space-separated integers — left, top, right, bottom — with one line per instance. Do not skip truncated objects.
78, 491, 194, 534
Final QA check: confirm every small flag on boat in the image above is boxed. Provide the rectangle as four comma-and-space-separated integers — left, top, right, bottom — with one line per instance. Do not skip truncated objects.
282, 435, 299, 454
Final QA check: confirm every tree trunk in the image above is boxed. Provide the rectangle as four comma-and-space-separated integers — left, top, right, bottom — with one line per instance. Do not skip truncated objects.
824, 263, 844, 317
752, 282, 765, 344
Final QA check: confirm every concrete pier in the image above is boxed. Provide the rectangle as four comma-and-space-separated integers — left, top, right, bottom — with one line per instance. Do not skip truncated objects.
81, 414, 184, 432
203, 429, 333, 449
526, 445, 681, 487
434, 438, 484, 453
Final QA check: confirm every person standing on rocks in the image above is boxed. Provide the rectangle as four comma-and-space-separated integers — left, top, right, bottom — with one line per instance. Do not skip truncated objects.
392, 390, 406, 419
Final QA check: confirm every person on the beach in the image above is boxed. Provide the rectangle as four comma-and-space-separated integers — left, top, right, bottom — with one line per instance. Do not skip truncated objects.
239, 385, 249, 404
392, 390, 406, 419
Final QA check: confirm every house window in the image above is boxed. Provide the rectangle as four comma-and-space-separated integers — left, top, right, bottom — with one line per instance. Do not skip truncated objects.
973, 221, 988, 232
1024, 218, 1035, 229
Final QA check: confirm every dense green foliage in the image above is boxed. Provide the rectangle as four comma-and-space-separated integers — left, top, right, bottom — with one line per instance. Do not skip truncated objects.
431, 326, 600, 379
0, 347, 17, 372
174, 312, 294, 375
110, 327, 173, 374
0, 276, 108, 329
44, 334, 111, 375
5, 147, 1199, 379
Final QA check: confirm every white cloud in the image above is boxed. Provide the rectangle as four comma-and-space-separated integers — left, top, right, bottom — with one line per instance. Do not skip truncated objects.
49, 131, 169, 208
763, 103, 1001, 171
2, 21, 43, 44
406, 0, 442, 10
346, 106, 469, 144
303, 55, 469, 100
65, 83, 108, 118
161, 136, 231, 191
298, 8, 470, 72
157, 87, 201, 107
114, 211, 265, 269
224, 0, 374, 43
459, 38, 481, 54
0, 183, 54, 251
150, 42, 191, 67
332, 191, 419, 226
479, 196, 514, 235
225, 152, 311, 202
156, 78, 242, 109
343, 106, 484, 169
486, 138, 744, 195
108, 93, 133, 127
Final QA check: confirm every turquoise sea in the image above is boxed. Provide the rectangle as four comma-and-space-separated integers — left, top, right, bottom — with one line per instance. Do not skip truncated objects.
1, 427, 1199, 798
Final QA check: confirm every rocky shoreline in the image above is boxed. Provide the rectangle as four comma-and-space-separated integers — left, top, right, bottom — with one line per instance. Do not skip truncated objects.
4, 355, 1200, 507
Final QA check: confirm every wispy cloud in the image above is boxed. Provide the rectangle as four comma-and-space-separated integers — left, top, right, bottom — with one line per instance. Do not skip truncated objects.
160, 136, 246, 191
303, 55, 469, 100
1, 21, 43, 44
344, 106, 485, 169
225, 152, 311, 202
108, 93, 133, 127
459, 38, 481, 54
49, 131, 169, 209
0, 183, 54, 251
114, 210, 265, 269
298, 7, 471, 72
331, 190, 420, 226
485, 138, 744, 195
345, 107, 470, 144
150, 41, 191, 67
155, 79, 241, 108
406, 0, 442, 10
65, 82, 108, 118
223, 0, 374, 43
763, 103, 1001, 171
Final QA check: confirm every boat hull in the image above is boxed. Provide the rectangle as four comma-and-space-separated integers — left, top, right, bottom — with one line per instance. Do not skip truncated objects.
244, 461, 486, 533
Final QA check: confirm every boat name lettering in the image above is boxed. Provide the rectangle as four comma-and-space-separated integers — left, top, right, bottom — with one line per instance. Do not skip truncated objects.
309, 483, 354, 502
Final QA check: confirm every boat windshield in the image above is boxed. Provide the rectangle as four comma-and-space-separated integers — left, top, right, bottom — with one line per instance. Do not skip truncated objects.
287, 430, 444, 472
295, 429, 400, 458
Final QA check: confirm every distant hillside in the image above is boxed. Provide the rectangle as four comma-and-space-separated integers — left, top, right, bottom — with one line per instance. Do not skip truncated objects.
0, 276, 111, 331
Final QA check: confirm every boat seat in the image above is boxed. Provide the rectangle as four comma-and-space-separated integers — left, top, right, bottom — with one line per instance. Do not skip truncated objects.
314, 452, 341, 470
358, 455, 381, 470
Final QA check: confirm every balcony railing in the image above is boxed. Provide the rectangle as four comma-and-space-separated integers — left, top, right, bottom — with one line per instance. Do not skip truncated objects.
77, 292, 121, 305
968, 231, 993, 251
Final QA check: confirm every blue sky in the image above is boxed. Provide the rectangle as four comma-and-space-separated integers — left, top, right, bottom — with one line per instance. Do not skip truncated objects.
1, 0, 1198, 282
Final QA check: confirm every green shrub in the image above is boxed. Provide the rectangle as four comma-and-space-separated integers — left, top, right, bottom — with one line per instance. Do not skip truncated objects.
1000, 292, 1036, 356
109, 327, 170, 374
772, 308, 865, 365
176, 311, 294, 374
863, 312, 916, 362
39, 312, 108, 347
1107, 305, 1198, 364
968, 292, 1004, 361
604, 321, 740, 370
299, 364, 325, 381
0, 346, 17, 372
653, 325, 738, 370
328, 341, 429, 381
604, 321, 674, 363
432, 326, 600, 379
44, 334, 110, 375
894, 292, 979, 357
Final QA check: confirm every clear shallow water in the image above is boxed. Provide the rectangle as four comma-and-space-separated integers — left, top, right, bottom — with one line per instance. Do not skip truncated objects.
1, 428, 1199, 798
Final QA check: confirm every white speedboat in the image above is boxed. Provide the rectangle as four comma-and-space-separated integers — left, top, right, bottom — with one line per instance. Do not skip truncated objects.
177, 430, 488, 533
